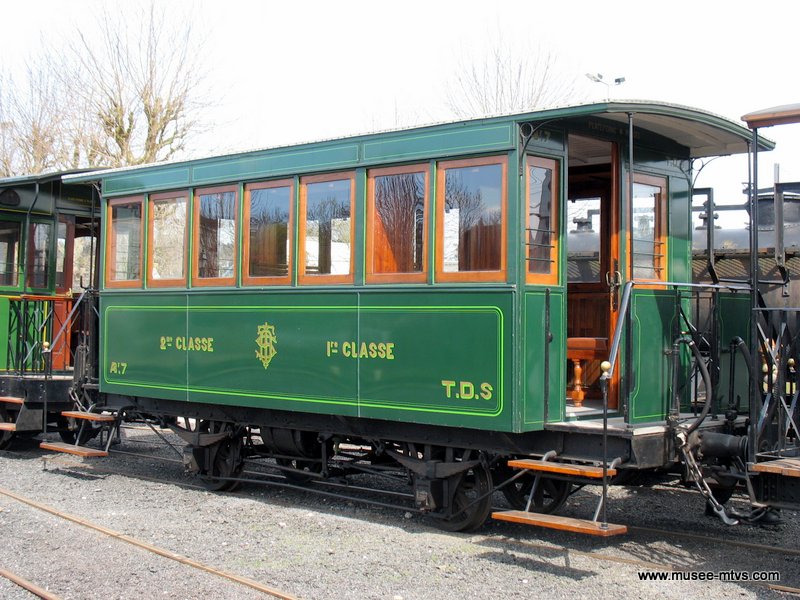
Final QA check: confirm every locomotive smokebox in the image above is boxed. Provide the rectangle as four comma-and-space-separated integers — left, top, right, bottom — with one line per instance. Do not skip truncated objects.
698, 431, 747, 460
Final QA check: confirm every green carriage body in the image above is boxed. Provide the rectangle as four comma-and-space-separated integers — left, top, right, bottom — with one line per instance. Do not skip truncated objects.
77, 101, 762, 436
0, 172, 97, 374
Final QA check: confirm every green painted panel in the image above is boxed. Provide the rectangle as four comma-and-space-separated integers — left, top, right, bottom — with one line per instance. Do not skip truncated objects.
629, 289, 679, 422
668, 175, 690, 283
100, 291, 514, 430
105, 168, 191, 196
362, 124, 513, 162
356, 293, 511, 430
191, 145, 360, 185
0, 297, 9, 369
523, 290, 565, 428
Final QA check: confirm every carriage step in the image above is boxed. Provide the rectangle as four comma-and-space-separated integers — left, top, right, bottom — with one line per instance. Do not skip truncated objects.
0, 423, 16, 432
39, 441, 108, 458
508, 459, 617, 478
61, 410, 117, 423
0, 396, 24, 405
492, 510, 627, 536
751, 458, 800, 478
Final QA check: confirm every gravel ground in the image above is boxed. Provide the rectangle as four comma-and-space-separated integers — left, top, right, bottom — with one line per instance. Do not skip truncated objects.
0, 427, 798, 600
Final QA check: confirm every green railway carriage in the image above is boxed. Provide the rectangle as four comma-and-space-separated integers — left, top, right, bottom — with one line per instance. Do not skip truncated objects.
10, 99, 796, 532
0, 171, 99, 448
71, 101, 761, 434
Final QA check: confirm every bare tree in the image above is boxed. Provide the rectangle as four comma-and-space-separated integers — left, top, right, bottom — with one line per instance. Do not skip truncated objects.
446, 39, 582, 119
61, 2, 206, 167
0, 1, 208, 176
0, 63, 73, 177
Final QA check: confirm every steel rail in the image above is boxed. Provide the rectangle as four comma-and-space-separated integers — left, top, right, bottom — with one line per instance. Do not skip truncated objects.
0, 567, 62, 600
0, 486, 299, 600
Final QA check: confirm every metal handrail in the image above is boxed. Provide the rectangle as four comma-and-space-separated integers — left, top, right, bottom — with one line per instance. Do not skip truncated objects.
603, 279, 752, 381
45, 288, 92, 356
604, 281, 635, 379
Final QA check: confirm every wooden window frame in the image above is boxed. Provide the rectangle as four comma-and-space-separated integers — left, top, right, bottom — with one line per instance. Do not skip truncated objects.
298, 171, 356, 285
243, 179, 294, 286
56, 215, 76, 294
147, 191, 189, 288
105, 196, 144, 289
628, 173, 668, 284
0, 217, 23, 290
192, 184, 239, 287
525, 155, 559, 285
25, 219, 54, 290
435, 155, 508, 283
366, 164, 429, 284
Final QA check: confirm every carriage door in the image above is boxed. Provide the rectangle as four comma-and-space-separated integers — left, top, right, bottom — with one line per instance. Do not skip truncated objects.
565, 135, 620, 409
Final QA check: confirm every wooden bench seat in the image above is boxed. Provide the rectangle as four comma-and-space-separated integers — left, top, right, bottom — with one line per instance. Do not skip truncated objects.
566, 337, 608, 406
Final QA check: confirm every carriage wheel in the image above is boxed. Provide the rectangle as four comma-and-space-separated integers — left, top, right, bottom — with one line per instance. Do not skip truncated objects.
435, 456, 493, 532
0, 405, 15, 450
199, 422, 244, 492
57, 415, 101, 445
501, 471, 571, 514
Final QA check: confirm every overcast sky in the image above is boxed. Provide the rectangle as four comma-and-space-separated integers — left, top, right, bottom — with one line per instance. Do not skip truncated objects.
4, 0, 800, 203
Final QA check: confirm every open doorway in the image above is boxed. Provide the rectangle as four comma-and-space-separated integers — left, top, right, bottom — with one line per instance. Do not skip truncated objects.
565, 134, 619, 410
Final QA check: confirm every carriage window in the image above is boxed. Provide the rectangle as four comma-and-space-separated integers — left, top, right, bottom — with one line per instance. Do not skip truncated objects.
299, 173, 355, 284
0, 220, 21, 287
73, 232, 95, 290
244, 181, 292, 285
436, 156, 506, 282
148, 192, 187, 286
194, 186, 237, 286
527, 156, 559, 284
367, 165, 427, 283
631, 175, 667, 281
26, 222, 53, 288
567, 198, 602, 283
107, 198, 142, 287
56, 217, 75, 292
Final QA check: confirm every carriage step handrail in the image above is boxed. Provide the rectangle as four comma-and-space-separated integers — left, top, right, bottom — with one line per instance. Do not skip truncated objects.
507, 458, 617, 478
750, 458, 800, 478
492, 510, 627, 536
0, 396, 24, 405
39, 441, 108, 458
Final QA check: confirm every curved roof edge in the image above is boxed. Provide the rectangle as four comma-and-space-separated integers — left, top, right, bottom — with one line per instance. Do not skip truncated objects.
742, 103, 800, 129
64, 99, 772, 183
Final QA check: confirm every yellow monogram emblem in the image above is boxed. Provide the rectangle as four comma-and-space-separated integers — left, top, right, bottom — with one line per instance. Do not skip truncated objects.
255, 322, 278, 369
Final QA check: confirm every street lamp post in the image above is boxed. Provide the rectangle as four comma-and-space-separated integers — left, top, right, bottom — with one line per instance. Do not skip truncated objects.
586, 73, 626, 101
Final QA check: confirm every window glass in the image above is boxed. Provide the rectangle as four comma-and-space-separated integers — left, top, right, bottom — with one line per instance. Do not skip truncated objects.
27, 222, 53, 288
567, 198, 602, 283
108, 200, 142, 283
73, 234, 94, 290
247, 184, 291, 279
443, 163, 503, 273
150, 195, 187, 282
56, 220, 69, 289
0, 220, 21, 286
304, 178, 352, 277
632, 181, 665, 280
370, 170, 425, 278
527, 160, 557, 280
197, 189, 236, 280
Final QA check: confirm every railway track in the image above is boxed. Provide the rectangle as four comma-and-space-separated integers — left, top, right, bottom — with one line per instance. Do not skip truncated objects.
0, 566, 62, 600
0, 484, 298, 600
32, 427, 800, 559
8, 428, 800, 597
